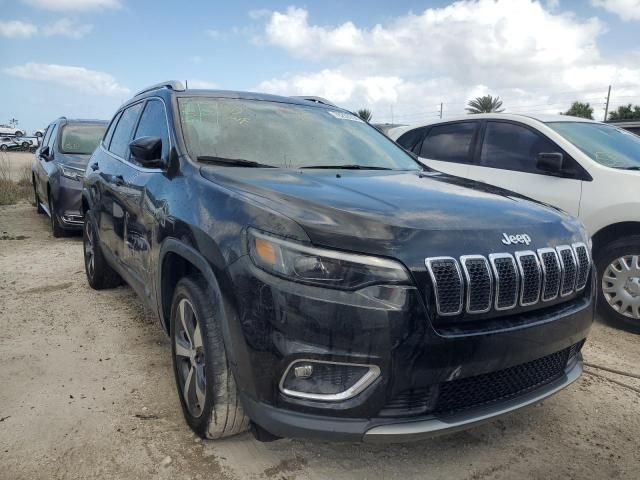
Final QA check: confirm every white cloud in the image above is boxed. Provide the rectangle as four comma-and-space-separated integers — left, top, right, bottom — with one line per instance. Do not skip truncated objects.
23, 0, 121, 11
591, 0, 640, 21
206, 29, 220, 38
42, 18, 93, 38
3, 63, 130, 97
0, 20, 38, 38
256, 1, 640, 122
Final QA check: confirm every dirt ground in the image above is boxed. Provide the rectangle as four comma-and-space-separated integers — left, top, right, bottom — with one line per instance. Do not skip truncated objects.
1, 200, 639, 480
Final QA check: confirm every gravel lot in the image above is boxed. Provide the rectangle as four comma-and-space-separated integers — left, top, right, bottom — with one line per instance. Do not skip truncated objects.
1, 193, 639, 478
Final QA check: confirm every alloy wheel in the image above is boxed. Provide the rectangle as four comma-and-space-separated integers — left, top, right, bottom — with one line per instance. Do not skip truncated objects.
84, 220, 95, 279
174, 298, 207, 418
602, 255, 640, 321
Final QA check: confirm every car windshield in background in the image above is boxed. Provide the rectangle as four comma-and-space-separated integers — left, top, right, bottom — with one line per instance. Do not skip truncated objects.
546, 121, 640, 169
59, 124, 107, 155
178, 97, 420, 170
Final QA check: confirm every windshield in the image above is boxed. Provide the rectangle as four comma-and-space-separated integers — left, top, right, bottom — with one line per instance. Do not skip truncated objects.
178, 97, 420, 170
546, 121, 640, 169
59, 124, 107, 155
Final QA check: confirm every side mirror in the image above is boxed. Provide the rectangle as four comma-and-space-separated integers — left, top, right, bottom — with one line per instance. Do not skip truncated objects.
537, 152, 563, 174
129, 136, 164, 168
40, 145, 52, 161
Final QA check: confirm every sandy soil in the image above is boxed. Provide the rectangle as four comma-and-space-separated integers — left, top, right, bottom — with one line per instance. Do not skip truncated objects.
0, 151, 33, 181
1, 201, 639, 480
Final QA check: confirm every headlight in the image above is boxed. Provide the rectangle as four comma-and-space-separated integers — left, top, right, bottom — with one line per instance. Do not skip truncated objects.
248, 229, 410, 289
59, 164, 84, 181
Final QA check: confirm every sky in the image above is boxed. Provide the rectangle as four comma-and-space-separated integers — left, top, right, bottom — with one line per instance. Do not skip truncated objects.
1, 0, 639, 133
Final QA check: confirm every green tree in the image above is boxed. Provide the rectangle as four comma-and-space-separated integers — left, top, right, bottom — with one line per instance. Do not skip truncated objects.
563, 102, 594, 119
466, 95, 504, 114
608, 104, 640, 121
357, 108, 372, 122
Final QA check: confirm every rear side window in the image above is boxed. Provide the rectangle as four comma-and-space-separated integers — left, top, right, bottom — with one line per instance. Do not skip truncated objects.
103, 112, 121, 149
419, 122, 478, 163
109, 103, 143, 159
397, 127, 426, 152
132, 100, 170, 162
480, 121, 558, 174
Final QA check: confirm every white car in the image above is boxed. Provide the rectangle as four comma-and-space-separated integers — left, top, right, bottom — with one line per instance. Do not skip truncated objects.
389, 113, 640, 332
0, 124, 24, 137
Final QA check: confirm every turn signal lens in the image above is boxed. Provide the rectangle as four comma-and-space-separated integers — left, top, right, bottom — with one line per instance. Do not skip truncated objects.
254, 237, 278, 266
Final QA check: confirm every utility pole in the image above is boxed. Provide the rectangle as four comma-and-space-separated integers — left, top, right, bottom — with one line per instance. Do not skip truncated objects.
603, 85, 611, 122
438, 102, 443, 119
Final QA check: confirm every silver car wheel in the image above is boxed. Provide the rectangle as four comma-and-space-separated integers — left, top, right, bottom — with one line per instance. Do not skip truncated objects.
602, 255, 640, 321
84, 220, 95, 278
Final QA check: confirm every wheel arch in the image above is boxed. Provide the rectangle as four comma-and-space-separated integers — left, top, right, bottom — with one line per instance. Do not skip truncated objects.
592, 222, 640, 260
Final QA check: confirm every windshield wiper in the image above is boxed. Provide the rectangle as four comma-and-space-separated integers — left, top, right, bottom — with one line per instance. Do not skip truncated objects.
622, 166, 640, 170
299, 164, 393, 170
197, 155, 276, 168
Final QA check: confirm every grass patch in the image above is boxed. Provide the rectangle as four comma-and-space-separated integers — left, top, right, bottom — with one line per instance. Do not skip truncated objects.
0, 154, 32, 206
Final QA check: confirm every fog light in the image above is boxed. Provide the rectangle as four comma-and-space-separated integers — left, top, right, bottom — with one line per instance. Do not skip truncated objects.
280, 360, 380, 401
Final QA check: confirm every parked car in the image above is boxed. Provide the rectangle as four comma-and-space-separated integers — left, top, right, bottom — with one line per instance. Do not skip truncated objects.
0, 124, 24, 137
1, 137, 19, 151
607, 119, 640, 136
390, 113, 640, 332
32, 117, 108, 236
82, 81, 593, 443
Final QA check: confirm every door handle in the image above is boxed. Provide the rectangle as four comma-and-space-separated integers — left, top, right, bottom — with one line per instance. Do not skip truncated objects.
114, 174, 125, 186
90, 162, 99, 171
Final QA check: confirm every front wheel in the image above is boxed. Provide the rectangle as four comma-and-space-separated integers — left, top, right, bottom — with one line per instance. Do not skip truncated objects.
33, 182, 44, 214
596, 236, 640, 334
170, 274, 250, 439
0, 144, 7, 151
83, 212, 121, 289
49, 197, 65, 238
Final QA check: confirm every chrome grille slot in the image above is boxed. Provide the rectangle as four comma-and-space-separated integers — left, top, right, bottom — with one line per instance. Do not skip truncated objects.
425, 257, 463, 316
515, 251, 541, 306
572, 243, 590, 291
460, 256, 492, 314
538, 248, 561, 301
489, 253, 519, 311
557, 246, 577, 296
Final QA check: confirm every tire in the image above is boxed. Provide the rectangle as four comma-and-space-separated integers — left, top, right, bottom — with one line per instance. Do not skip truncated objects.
33, 182, 44, 214
170, 274, 250, 439
35, 131, 43, 138
0, 144, 7, 151
83, 211, 121, 289
15, 131, 23, 138
48, 197, 65, 238
595, 235, 640, 334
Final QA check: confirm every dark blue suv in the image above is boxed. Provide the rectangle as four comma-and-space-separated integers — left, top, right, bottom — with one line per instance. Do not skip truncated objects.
81, 81, 593, 442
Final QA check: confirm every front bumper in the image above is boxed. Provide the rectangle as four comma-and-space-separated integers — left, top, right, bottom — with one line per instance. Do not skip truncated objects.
51, 175, 84, 229
240, 355, 582, 442
227, 256, 593, 442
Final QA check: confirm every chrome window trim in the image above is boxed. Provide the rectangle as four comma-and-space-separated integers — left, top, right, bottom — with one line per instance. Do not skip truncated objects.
425, 256, 463, 316
537, 247, 560, 302
515, 250, 541, 307
572, 242, 590, 292
488, 253, 519, 311
556, 245, 577, 297
279, 359, 381, 402
460, 255, 492, 314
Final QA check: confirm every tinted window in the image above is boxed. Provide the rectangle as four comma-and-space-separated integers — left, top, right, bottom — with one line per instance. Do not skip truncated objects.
132, 100, 169, 162
419, 122, 477, 163
103, 112, 121, 149
59, 124, 107, 155
178, 97, 420, 170
109, 103, 143, 159
397, 127, 426, 152
480, 121, 558, 173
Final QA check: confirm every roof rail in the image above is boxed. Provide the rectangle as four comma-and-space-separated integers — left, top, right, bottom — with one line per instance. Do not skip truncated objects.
291, 96, 337, 107
134, 80, 186, 98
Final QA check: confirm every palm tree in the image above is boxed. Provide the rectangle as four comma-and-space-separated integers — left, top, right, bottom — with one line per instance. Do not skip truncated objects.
608, 104, 640, 121
563, 102, 594, 119
357, 109, 372, 122
466, 95, 504, 114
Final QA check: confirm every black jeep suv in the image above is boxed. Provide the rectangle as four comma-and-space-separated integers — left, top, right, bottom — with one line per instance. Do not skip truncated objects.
82, 81, 593, 442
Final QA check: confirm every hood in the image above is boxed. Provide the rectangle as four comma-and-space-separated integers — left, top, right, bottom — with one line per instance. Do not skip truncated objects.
200, 168, 585, 266
56, 153, 91, 169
